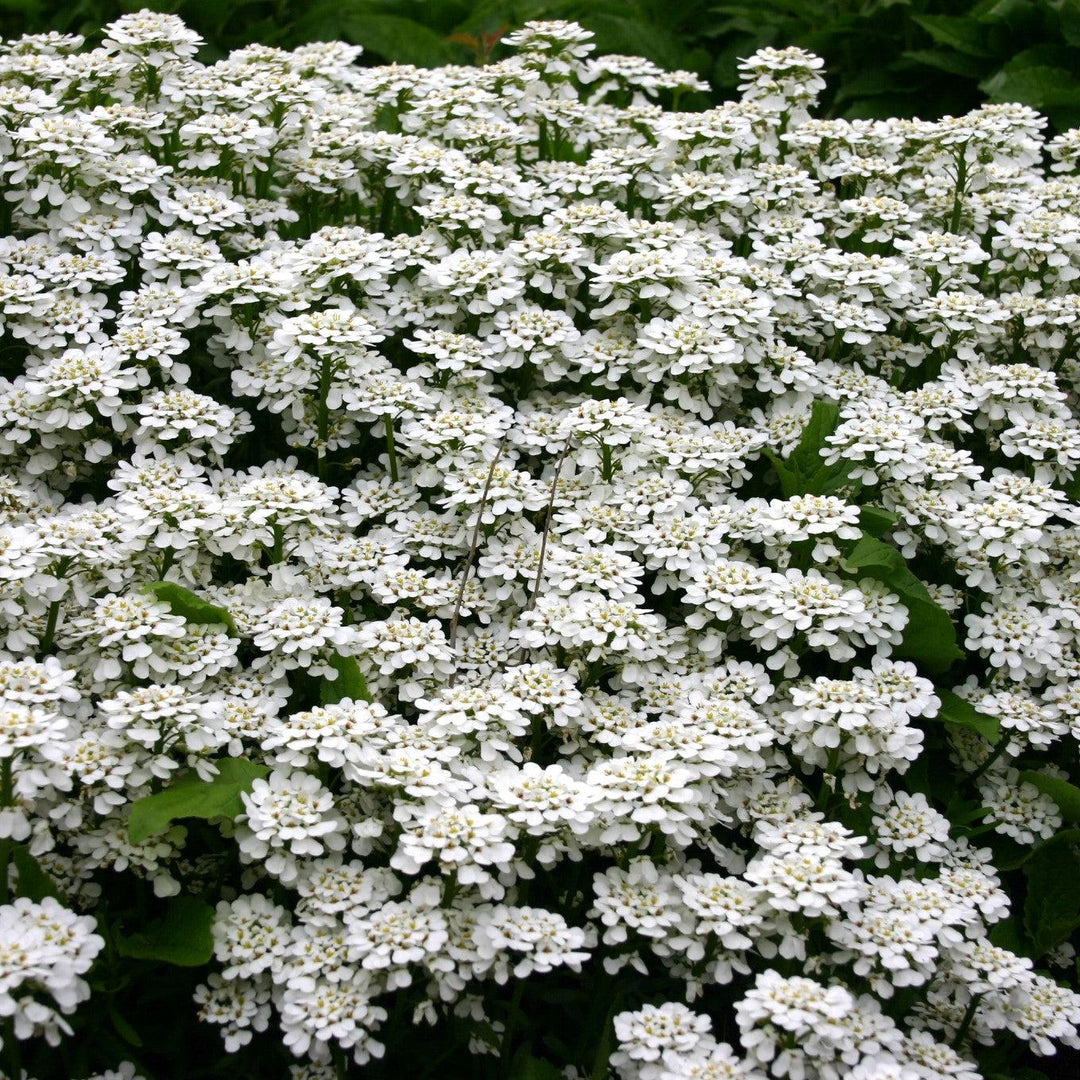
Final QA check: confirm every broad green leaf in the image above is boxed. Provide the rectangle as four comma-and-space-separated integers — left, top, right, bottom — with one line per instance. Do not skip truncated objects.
971, 0, 1034, 22
833, 65, 920, 105
1063, 0, 1080, 47
340, 15, 462, 66
1020, 772, 1080, 823
981, 63, 1080, 127
935, 689, 1001, 743
788, 400, 840, 476
840, 535, 964, 673
578, 13, 687, 71
857, 505, 897, 538
766, 400, 856, 497
12, 845, 59, 902
988, 916, 1031, 957
945, 797, 991, 827
116, 896, 215, 967
128, 758, 268, 844
761, 448, 800, 497
1024, 830, 1080, 955
913, 14, 995, 57
144, 581, 238, 636
510, 1049, 565, 1080
321, 652, 373, 705
901, 47, 990, 80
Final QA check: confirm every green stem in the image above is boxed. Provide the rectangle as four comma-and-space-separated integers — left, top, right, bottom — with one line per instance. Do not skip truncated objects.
333, 1045, 349, 1080
588, 975, 620, 1080
500, 979, 525, 1072
948, 146, 969, 235
951, 993, 982, 1049
2, 1017, 20, 1080
39, 600, 61, 657
0, 757, 12, 907
383, 414, 399, 482
967, 734, 1011, 785
270, 523, 285, 565
600, 441, 614, 483
316, 355, 334, 481
815, 747, 841, 811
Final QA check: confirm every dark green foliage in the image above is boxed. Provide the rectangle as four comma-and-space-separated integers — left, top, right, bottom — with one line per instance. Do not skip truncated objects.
7, 0, 1080, 130
116, 895, 216, 966
1024, 830, 1080, 955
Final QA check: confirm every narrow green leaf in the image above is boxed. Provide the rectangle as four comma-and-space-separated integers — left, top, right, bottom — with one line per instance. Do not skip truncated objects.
128, 758, 268, 844
1019, 772, 1080, 824
116, 897, 215, 967
321, 652, 373, 705
144, 581, 238, 636
935, 689, 1001, 743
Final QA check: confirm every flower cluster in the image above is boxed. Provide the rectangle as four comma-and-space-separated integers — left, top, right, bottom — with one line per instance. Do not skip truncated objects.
0, 10, 1078, 1079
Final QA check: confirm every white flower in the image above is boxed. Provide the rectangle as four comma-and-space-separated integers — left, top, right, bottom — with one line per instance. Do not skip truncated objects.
236, 769, 347, 882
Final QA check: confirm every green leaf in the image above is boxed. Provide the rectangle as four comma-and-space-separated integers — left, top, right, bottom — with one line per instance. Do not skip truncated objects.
901, 47, 991, 80
944, 792, 990, 826
988, 916, 1032, 957
913, 14, 995, 57
128, 758, 268, 844
935, 689, 1001, 743
11, 845, 60, 902
788, 400, 840, 476
340, 14, 462, 66
981, 63, 1080, 113
116, 896, 215, 967
109, 1007, 143, 1048
1024, 830, 1080, 955
576, 13, 687, 71
1019, 772, 1080, 823
840, 535, 964, 673
766, 400, 857, 497
1063, 0, 1080, 47
857, 505, 897, 538
321, 652, 373, 705
762, 448, 800, 497
509, 1049, 565, 1080
144, 581, 238, 636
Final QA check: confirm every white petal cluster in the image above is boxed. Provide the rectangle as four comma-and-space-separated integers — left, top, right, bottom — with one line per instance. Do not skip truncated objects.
0, 10, 1077, 1078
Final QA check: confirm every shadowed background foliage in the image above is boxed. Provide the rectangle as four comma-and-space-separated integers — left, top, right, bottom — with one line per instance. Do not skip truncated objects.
2, 0, 1079, 130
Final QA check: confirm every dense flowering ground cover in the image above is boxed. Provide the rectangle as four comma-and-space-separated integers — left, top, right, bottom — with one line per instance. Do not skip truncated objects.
1, 10, 1080, 1080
